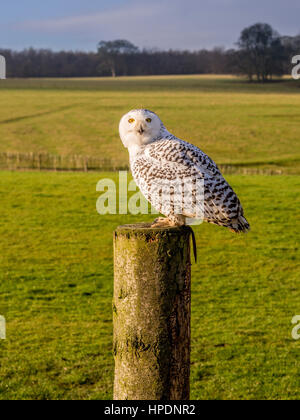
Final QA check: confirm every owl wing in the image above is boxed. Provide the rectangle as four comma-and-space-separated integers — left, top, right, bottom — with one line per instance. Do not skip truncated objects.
131, 137, 250, 232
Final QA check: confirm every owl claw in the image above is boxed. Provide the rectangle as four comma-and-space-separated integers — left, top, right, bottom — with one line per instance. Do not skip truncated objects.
151, 217, 172, 227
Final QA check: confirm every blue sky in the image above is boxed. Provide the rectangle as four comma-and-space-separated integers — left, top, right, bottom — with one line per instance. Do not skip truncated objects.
1, 0, 299, 51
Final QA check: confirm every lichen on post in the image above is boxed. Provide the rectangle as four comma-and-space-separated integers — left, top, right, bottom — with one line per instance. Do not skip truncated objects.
113, 223, 192, 400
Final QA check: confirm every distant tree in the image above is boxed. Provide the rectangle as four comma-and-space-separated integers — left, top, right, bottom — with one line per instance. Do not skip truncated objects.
280, 34, 300, 74
97, 40, 139, 77
1, 29, 297, 78
237, 23, 285, 82
281, 34, 300, 53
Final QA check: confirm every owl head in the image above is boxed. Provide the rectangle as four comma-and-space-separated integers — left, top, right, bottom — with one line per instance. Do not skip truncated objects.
119, 109, 162, 150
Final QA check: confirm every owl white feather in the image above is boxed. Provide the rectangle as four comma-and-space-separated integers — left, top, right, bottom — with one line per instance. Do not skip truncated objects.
119, 109, 250, 233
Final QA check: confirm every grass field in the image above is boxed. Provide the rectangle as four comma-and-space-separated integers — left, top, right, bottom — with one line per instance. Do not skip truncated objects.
0, 171, 299, 400
0, 75, 299, 400
0, 76, 299, 173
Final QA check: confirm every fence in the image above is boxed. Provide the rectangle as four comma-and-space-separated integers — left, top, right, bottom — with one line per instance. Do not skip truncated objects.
0, 152, 285, 174
0, 152, 129, 172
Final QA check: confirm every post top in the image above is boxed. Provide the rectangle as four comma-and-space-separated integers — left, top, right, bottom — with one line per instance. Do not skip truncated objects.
115, 223, 192, 233
114, 223, 197, 265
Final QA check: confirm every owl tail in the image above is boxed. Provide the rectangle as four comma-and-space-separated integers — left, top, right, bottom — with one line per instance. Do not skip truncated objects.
228, 215, 250, 233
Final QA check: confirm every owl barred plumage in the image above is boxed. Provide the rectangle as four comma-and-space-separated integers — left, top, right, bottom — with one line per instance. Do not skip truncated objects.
119, 109, 250, 233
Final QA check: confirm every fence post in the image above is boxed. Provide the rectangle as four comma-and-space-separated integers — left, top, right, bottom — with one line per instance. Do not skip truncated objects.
113, 223, 192, 400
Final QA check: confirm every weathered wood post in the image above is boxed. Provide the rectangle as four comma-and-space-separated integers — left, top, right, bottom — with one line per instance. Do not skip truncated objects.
113, 223, 192, 400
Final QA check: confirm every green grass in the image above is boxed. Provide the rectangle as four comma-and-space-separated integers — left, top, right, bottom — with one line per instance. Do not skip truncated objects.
0, 171, 299, 400
0, 75, 299, 399
0, 75, 299, 173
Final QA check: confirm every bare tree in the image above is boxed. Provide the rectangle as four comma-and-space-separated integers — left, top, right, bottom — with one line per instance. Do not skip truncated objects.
237, 23, 285, 82
97, 40, 139, 77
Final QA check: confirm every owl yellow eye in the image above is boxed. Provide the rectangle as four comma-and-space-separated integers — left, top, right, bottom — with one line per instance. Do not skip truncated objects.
146, 118, 152, 123
128, 118, 135, 123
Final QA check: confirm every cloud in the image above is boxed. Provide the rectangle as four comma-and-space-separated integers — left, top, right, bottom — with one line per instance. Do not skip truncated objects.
20, 1, 164, 33
10, 0, 300, 51
16, 0, 232, 50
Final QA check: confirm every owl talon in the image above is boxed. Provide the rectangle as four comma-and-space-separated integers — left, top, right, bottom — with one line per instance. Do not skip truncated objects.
151, 217, 172, 227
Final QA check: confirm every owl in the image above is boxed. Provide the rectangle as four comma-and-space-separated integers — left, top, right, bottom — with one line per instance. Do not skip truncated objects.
119, 109, 250, 233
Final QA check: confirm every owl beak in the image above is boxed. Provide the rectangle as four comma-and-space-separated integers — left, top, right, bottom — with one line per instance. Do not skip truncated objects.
137, 125, 145, 135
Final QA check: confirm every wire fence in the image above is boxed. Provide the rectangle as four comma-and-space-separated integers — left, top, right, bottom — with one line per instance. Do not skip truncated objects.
0, 152, 129, 172
0, 152, 285, 175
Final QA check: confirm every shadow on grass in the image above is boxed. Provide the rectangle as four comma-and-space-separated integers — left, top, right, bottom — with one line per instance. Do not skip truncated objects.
0, 76, 299, 94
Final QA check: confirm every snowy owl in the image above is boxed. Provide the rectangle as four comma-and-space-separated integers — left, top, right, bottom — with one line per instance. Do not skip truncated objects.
119, 109, 250, 233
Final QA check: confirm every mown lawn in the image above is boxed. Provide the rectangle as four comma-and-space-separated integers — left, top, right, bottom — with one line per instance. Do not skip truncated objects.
0, 75, 299, 173
0, 171, 299, 399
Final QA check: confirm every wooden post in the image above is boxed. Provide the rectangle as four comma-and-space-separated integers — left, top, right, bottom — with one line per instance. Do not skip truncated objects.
113, 223, 192, 400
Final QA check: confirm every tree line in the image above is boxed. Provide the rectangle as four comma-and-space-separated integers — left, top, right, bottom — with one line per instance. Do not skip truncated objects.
1, 23, 299, 81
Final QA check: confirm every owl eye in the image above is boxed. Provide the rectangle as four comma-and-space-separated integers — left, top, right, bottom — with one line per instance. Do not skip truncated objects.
146, 118, 152, 123
128, 118, 135, 123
